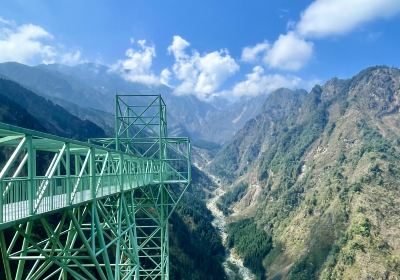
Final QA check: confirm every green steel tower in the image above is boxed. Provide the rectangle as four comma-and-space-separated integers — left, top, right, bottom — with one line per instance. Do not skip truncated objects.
0, 94, 191, 279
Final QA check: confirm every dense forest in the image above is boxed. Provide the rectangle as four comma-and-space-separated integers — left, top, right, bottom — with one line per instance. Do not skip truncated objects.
227, 219, 272, 279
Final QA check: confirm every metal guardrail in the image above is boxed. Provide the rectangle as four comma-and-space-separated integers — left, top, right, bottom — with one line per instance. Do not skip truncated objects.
0, 122, 190, 228
0, 95, 191, 280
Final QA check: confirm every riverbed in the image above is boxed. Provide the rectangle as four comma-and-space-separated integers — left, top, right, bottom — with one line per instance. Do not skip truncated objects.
204, 174, 256, 280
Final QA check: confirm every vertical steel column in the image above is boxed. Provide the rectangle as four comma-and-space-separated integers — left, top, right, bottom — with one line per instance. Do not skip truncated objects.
115, 95, 120, 151
74, 154, 81, 178
90, 148, 96, 199
89, 147, 96, 252
27, 135, 34, 215
114, 194, 122, 280
159, 95, 169, 279
119, 153, 124, 192
66, 143, 71, 205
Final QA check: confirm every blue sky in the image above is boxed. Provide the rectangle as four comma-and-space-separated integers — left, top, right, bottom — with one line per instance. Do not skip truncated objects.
1, 0, 400, 100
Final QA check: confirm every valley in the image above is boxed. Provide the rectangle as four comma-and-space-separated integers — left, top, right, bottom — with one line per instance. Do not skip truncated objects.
194, 145, 256, 279
205, 176, 256, 280
207, 66, 400, 279
1, 1, 400, 279
1, 61, 400, 279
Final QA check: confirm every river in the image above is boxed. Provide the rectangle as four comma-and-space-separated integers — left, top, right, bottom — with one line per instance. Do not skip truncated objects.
204, 173, 256, 280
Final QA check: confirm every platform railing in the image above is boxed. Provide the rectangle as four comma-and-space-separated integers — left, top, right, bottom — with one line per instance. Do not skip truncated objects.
0, 123, 190, 228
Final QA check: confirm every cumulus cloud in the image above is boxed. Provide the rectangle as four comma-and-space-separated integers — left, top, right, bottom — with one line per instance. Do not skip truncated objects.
168, 35, 190, 59
0, 23, 55, 64
264, 32, 313, 71
0, 19, 83, 65
297, 0, 400, 37
241, 41, 269, 63
160, 68, 172, 85
166, 35, 239, 100
165, 36, 315, 99
195, 50, 239, 95
111, 39, 161, 85
227, 66, 306, 98
248, 0, 400, 72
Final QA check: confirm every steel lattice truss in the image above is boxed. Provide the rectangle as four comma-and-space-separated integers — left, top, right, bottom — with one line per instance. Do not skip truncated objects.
0, 95, 191, 279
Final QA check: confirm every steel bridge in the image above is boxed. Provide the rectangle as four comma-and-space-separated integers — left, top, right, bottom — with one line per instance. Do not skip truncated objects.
0, 95, 191, 280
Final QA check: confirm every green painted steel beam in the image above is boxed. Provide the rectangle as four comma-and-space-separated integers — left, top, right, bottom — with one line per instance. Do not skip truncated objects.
0, 94, 190, 279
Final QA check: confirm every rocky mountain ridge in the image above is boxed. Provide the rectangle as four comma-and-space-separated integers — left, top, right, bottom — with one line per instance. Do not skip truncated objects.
0, 62, 265, 144
210, 66, 400, 279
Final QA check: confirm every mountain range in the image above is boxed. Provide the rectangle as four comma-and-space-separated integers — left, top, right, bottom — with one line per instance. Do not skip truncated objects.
1, 60, 400, 280
0, 77, 105, 140
0, 62, 264, 144
210, 66, 400, 279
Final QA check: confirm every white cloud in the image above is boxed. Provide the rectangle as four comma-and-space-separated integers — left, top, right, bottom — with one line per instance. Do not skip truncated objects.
0, 17, 14, 26
168, 35, 190, 59
160, 68, 171, 85
264, 32, 313, 71
247, 0, 400, 72
228, 66, 306, 98
241, 41, 269, 63
167, 35, 239, 100
0, 19, 84, 65
111, 39, 160, 85
0, 23, 55, 64
60, 50, 84, 66
195, 50, 239, 95
297, 0, 400, 37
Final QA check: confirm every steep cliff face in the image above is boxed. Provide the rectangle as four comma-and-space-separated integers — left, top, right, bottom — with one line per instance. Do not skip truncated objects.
209, 88, 307, 182
211, 66, 400, 279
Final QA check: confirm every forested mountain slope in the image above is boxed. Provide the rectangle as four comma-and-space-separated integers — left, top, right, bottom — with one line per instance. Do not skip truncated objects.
209, 88, 307, 182
170, 166, 226, 279
211, 66, 400, 279
0, 77, 105, 139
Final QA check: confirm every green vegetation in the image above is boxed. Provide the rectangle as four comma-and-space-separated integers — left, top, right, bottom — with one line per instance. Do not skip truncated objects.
215, 67, 400, 279
227, 219, 272, 279
192, 138, 221, 154
259, 91, 327, 184
209, 89, 307, 183
190, 165, 218, 199
0, 78, 106, 140
170, 193, 226, 280
217, 182, 248, 215
3, 62, 400, 279
169, 157, 226, 279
